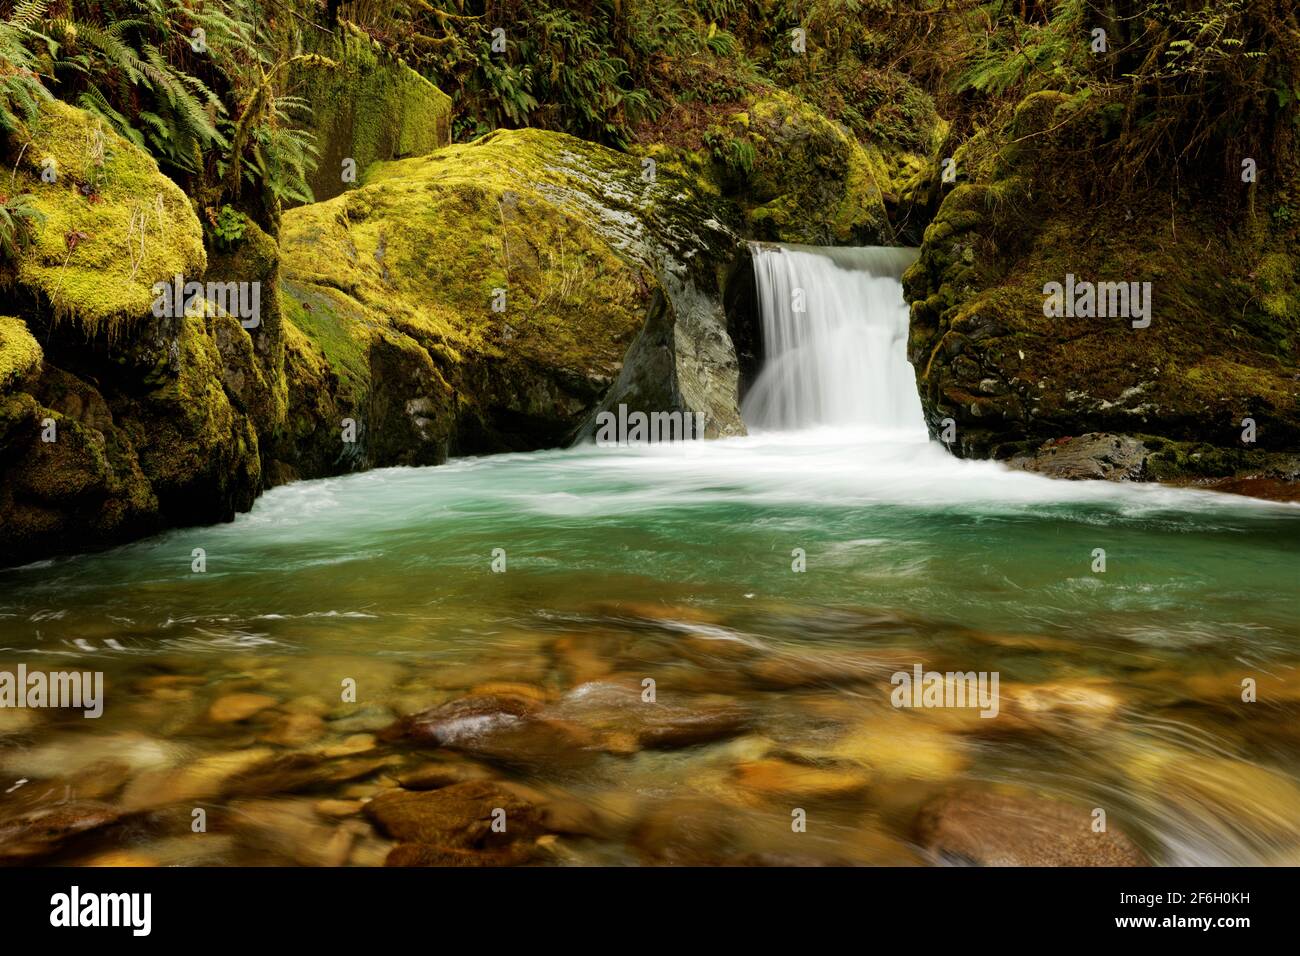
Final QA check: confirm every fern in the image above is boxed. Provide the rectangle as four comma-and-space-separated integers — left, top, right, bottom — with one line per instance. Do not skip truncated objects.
0, 2, 53, 133
0, 193, 46, 263
77, 84, 147, 150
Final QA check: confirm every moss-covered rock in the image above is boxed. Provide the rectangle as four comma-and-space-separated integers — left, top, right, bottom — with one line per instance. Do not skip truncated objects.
904, 90, 1300, 482
117, 311, 262, 523
642, 89, 892, 246
0, 100, 263, 565
0, 367, 158, 564
9, 98, 205, 336
739, 90, 889, 244
292, 22, 452, 206
275, 126, 745, 478
204, 217, 288, 436
0, 316, 41, 394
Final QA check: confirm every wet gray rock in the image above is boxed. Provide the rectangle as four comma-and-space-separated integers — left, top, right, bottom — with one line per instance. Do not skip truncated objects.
1009, 433, 1149, 480
388, 694, 543, 749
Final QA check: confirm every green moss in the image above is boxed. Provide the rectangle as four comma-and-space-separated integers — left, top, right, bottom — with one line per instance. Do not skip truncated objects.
293, 25, 452, 205
1142, 438, 1252, 480
637, 88, 894, 245
843, 68, 944, 157
737, 90, 889, 244
284, 128, 653, 380
1252, 251, 1300, 353
0, 316, 41, 393
0, 391, 38, 449
121, 312, 260, 516
281, 281, 372, 407
0, 364, 160, 565
11, 99, 205, 336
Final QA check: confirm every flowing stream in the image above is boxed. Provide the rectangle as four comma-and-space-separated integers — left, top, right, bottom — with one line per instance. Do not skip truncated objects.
1, 246, 1298, 866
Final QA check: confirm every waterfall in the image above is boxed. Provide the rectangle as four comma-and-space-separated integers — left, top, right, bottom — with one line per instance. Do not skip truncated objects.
741, 244, 925, 432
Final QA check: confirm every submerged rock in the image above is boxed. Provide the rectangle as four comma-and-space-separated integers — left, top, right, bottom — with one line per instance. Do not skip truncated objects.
1123, 746, 1300, 848
634, 704, 751, 749
119, 747, 276, 811
390, 693, 543, 748
314, 799, 366, 818
3, 760, 132, 806
80, 850, 162, 867
389, 693, 597, 769
0, 803, 122, 862
629, 797, 741, 866
383, 843, 535, 866
995, 680, 1124, 733
818, 719, 969, 783
365, 780, 546, 845
208, 693, 279, 724
365, 779, 548, 866
0, 729, 179, 780
553, 680, 752, 751
914, 788, 1148, 866
223, 751, 398, 797
732, 757, 873, 800
744, 648, 916, 690
228, 797, 358, 867
388, 682, 751, 767
260, 712, 327, 747
327, 706, 397, 735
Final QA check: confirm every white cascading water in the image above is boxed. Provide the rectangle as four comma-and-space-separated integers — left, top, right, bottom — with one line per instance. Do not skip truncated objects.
741, 244, 925, 432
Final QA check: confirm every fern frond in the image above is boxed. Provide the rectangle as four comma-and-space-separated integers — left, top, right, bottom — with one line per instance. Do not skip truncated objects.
11, 0, 50, 30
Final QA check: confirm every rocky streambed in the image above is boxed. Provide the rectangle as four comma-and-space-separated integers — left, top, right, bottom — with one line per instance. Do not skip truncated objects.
0, 614, 1181, 867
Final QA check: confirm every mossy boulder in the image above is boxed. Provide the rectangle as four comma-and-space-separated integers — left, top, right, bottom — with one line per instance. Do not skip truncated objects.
293, 22, 452, 206
0, 317, 41, 394
740, 90, 889, 244
112, 311, 262, 522
0, 100, 264, 565
204, 217, 288, 436
275, 126, 745, 476
0, 366, 158, 564
643, 89, 891, 246
0, 308, 264, 565
8, 98, 204, 335
904, 91, 1300, 482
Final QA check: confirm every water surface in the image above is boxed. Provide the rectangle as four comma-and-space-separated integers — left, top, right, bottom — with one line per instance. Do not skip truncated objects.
2, 427, 1297, 865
